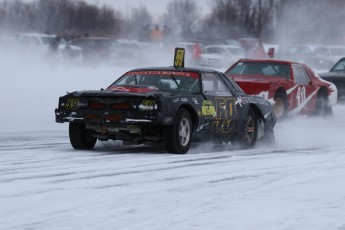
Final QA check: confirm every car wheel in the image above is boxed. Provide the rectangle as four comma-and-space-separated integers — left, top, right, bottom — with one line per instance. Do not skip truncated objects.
164, 108, 193, 154
273, 91, 288, 119
233, 107, 258, 148
69, 123, 97, 150
314, 91, 333, 117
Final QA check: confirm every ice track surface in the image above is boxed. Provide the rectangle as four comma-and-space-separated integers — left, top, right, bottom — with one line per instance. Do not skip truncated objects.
1, 106, 345, 230
0, 60, 345, 229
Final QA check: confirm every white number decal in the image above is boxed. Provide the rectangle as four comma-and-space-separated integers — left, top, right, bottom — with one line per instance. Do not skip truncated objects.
296, 86, 306, 105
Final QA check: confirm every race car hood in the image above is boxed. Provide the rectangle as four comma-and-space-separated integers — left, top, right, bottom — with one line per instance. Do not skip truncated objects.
229, 74, 287, 97
67, 87, 160, 98
230, 74, 285, 84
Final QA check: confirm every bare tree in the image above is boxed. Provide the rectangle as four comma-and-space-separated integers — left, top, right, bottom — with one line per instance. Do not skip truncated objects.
165, 0, 199, 38
239, 0, 276, 39
201, 0, 239, 38
0, 0, 122, 37
275, 0, 345, 44
122, 5, 152, 39
201, 0, 276, 40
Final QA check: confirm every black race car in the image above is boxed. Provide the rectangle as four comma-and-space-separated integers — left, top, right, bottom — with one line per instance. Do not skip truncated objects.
55, 67, 276, 154
319, 57, 345, 102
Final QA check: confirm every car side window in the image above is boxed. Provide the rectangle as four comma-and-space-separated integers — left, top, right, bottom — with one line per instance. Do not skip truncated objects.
207, 47, 224, 55
292, 64, 311, 85
202, 72, 232, 96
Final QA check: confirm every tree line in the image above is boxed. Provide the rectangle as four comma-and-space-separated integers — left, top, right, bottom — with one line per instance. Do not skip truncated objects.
0, 0, 344, 44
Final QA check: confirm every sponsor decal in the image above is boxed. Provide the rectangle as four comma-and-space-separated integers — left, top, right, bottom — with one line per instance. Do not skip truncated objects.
236, 96, 270, 106
192, 98, 199, 105
211, 97, 236, 133
125, 71, 199, 79
202, 100, 216, 116
215, 97, 235, 118
173, 98, 180, 103
212, 119, 234, 134
173, 98, 189, 103
65, 99, 79, 109
139, 100, 157, 111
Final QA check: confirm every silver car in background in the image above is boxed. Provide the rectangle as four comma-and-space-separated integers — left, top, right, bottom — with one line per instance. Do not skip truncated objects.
199, 45, 245, 69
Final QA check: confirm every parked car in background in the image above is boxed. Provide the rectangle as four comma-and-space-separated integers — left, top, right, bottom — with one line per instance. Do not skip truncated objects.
276, 44, 328, 69
70, 37, 115, 65
238, 37, 260, 51
55, 66, 276, 154
224, 59, 337, 119
199, 45, 245, 69
176, 41, 206, 66
319, 57, 345, 102
110, 39, 142, 66
313, 45, 345, 69
116, 40, 169, 66
18, 33, 82, 64
196, 36, 241, 47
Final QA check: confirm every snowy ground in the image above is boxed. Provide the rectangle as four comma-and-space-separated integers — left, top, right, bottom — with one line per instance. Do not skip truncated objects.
1, 54, 345, 229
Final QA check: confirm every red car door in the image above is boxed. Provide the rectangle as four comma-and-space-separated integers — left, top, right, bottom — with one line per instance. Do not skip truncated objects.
290, 64, 318, 115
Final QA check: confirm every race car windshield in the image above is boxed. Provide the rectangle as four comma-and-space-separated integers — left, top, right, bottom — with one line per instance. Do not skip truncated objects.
113, 72, 201, 93
227, 62, 291, 79
330, 59, 345, 72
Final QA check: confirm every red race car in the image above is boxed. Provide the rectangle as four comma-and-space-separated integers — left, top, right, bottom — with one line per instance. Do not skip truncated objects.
224, 59, 337, 119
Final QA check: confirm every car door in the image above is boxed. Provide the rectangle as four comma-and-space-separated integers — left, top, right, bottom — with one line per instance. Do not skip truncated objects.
291, 64, 317, 114
201, 72, 237, 135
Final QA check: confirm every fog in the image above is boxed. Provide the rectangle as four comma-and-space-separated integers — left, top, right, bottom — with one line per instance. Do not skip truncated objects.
1, 1, 345, 229
0, 42, 344, 152
0, 41, 178, 132
2, 23, 345, 229
0, 48, 122, 132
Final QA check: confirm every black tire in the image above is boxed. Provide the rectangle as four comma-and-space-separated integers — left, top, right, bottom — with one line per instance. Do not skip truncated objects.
273, 91, 288, 119
164, 108, 193, 154
69, 123, 97, 150
233, 107, 258, 148
314, 91, 332, 117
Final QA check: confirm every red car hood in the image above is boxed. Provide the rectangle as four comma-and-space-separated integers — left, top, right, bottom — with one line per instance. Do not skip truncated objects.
230, 74, 287, 97
231, 74, 284, 84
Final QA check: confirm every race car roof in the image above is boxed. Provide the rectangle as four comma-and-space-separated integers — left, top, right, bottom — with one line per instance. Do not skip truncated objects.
237, 58, 302, 65
128, 66, 221, 74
